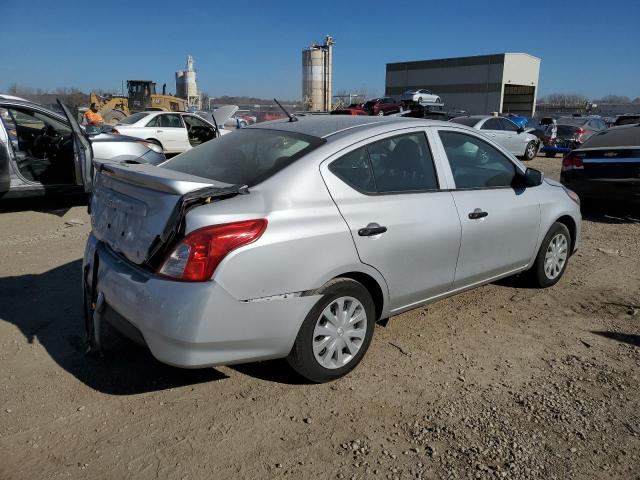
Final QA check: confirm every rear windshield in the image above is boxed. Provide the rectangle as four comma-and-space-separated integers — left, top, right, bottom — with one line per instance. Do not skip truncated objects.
118, 112, 150, 125
581, 126, 640, 148
557, 117, 587, 126
449, 117, 478, 127
161, 128, 325, 187
557, 125, 577, 136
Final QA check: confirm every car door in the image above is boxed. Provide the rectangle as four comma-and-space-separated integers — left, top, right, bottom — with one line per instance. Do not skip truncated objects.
156, 114, 188, 153
434, 128, 541, 288
0, 112, 11, 194
480, 117, 510, 150
321, 129, 462, 313
499, 118, 524, 154
58, 100, 94, 191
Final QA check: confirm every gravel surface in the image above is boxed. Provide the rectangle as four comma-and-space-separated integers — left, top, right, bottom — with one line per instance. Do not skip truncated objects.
1, 156, 639, 479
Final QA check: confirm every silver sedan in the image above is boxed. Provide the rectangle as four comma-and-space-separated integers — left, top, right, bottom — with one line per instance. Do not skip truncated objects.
450, 115, 540, 160
83, 116, 581, 382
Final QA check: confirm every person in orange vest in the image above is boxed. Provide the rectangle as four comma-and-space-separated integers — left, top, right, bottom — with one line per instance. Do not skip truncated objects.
84, 103, 104, 126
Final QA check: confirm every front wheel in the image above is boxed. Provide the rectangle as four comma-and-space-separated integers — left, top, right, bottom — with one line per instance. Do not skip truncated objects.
377, 110, 385, 116
287, 278, 375, 383
523, 141, 537, 160
526, 222, 571, 288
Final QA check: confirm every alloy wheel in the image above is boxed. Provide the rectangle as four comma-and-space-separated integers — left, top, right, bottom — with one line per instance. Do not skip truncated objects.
312, 296, 368, 369
544, 233, 568, 280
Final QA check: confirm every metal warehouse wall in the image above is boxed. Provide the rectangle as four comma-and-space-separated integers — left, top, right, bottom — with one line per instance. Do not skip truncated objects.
385, 53, 540, 116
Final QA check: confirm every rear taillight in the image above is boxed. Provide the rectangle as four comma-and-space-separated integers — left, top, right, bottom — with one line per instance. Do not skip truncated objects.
575, 127, 585, 140
158, 219, 267, 281
561, 153, 584, 172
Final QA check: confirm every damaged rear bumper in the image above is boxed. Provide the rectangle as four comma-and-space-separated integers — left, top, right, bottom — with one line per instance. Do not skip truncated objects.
82, 234, 320, 368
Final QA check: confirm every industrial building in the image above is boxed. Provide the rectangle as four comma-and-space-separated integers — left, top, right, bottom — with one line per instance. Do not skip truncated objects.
302, 35, 335, 111
176, 55, 200, 110
385, 53, 540, 116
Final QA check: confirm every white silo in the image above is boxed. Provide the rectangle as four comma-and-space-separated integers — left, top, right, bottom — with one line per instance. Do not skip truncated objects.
176, 55, 200, 110
302, 35, 334, 111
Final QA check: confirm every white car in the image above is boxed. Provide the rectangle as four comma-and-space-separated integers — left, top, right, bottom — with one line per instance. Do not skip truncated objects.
112, 111, 229, 154
401, 89, 441, 104
450, 115, 540, 161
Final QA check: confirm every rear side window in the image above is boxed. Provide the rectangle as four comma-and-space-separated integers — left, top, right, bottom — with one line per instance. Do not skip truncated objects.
438, 130, 517, 189
118, 112, 150, 125
159, 114, 183, 128
481, 118, 502, 130
329, 147, 375, 193
330, 132, 439, 194
162, 128, 325, 187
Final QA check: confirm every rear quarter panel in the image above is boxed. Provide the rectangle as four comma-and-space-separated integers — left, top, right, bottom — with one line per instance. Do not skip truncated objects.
184, 154, 388, 304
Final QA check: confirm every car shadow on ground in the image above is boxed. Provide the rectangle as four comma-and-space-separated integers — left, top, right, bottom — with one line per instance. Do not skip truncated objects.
592, 331, 640, 348
581, 204, 640, 224
229, 360, 308, 385
0, 193, 88, 217
0, 259, 228, 395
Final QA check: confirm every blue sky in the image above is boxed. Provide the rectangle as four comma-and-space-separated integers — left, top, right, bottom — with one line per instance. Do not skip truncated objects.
1, 0, 639, 100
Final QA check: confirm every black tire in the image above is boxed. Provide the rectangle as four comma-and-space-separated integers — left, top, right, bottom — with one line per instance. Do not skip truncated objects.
545, 152, 556, 158
526, 222, 571, 288
287, 278, 376, 383
417, 96, 422, 103
523, 141, 537, 161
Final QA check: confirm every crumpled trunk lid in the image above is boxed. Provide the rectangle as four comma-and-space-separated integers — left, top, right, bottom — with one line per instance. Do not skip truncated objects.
90, 162, 243, 267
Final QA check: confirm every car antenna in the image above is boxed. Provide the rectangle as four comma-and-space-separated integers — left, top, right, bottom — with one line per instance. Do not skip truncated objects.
274, 98, 297, 122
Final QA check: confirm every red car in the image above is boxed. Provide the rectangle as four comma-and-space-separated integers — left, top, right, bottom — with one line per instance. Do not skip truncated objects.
362, 97, 403, 116
330, 107, 369, 116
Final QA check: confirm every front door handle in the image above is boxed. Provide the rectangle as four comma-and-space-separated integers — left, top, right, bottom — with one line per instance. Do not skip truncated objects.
468, 209, 488, 220
358, 223, 387, 237
157, 130, 164, 133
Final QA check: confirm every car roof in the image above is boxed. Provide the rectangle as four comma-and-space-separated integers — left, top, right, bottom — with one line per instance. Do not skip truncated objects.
246, 115, 452, 139
578, 124, 640, 149
0, 98, 67, 120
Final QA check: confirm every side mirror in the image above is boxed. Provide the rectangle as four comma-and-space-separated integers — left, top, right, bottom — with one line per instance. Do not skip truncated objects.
523, 167, 543, 187
84, 125, 102, 136
517, 126, 525, 134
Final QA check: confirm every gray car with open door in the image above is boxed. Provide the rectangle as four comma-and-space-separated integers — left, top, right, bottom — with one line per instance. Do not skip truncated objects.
0, 98, 165, 199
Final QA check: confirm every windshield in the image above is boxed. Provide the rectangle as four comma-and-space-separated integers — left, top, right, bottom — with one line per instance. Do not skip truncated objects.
450, 117, 479, 127
118, 112, 151, 125
161, 128, 325, 187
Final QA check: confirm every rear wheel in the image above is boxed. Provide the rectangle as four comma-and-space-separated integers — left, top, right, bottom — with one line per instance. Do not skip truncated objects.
417, 96, 422, 103
287, 278, 375, 383
145, 138, 164, 151
523, 141, 537, 160
377, 110, 385, 116
527, 222, 571, 288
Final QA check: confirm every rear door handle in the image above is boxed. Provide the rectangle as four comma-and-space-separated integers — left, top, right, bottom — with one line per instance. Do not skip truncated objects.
157, 130, 163, 133
358, 223, 387, 237
468, 209, 488, 220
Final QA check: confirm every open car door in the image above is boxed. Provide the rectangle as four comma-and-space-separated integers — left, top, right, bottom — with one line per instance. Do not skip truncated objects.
0, 137, 10, 195
57, 99, 93, 192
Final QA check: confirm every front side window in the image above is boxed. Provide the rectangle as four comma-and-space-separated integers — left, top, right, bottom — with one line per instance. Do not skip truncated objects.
500, 118, 518, 131
438, 130, 517, 189
329, 132, 439, 194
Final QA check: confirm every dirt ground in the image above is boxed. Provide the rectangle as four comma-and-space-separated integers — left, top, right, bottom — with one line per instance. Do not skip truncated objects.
1, 156, 639, 480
